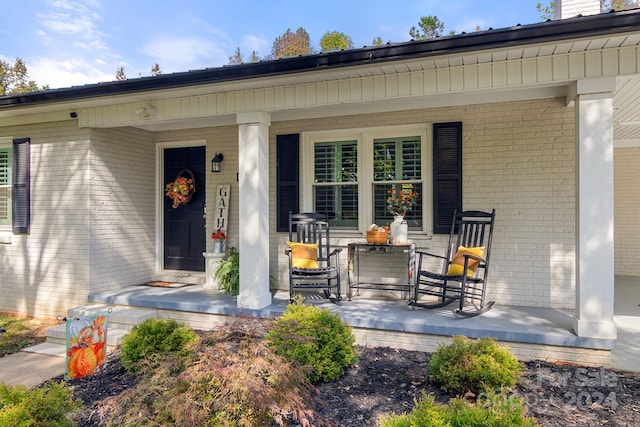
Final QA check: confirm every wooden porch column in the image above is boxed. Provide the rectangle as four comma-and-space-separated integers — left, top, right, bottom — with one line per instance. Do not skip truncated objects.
236, 112, 272, 309
572, 78, 617, 340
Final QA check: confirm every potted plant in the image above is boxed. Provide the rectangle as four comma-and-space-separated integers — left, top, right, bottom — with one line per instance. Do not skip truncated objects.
215, 247, 239, 296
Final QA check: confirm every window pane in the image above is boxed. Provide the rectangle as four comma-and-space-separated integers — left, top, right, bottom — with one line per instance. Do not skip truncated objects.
314, 184, 358, 228
373, 182, 423, 229
314, 141, 357, 183
0, 148, 11, 225
313, 140, 358, 228
373, 136, 421, 181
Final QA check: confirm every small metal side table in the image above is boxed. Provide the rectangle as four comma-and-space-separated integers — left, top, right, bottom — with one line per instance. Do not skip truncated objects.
347, 242, 415, 300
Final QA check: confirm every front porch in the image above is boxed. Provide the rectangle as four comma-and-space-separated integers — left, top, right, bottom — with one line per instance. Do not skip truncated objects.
84, 276, 640, 371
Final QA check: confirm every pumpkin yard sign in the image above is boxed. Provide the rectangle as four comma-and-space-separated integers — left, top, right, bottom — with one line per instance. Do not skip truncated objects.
65, 312, 109, 380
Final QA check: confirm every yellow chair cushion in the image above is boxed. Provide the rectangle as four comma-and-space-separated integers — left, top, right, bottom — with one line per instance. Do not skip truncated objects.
288, 242, 319, 269
446, 246, 485, 277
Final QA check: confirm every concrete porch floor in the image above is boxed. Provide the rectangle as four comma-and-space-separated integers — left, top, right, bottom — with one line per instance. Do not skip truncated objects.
86, 275, 640, 371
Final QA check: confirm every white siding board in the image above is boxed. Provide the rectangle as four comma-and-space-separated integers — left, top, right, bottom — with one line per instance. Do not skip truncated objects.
464, 66, 478, 90
538, 57, 553, 81
619, 46, 637, 74
423, 70, 437, 93
507, 61, 522, 85
585, 51, 602, 77
602, 50, 619, 75
398, 73, 411, 97
478, 63, 492, 88
339, 80, 351, 102
409, 71, 423, 95
373, 76, 386, 99
436, 69, 449, 92
361, 77, 374, 100
553, 55, 569, 81
569, 54, 586, 79
450, 67, 463, 91
492, 62, 507, 87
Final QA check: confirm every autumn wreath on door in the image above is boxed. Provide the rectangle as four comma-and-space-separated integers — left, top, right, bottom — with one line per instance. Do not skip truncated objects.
165, 169, 195, 208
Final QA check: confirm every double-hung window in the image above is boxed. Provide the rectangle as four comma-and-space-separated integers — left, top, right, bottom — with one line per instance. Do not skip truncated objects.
313, 139, 359, 228
304, 124, 431, 234
0, 142, 11, 230
372, 136, 422, 229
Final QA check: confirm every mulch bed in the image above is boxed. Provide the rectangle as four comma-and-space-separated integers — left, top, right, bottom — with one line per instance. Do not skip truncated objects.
60, 345, 640, 426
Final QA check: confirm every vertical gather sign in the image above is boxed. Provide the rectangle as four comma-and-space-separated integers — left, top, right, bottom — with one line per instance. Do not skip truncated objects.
215, 184, 230, 233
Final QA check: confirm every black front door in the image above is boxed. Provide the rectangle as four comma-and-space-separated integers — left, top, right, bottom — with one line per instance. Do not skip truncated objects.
164, 146, 206, 271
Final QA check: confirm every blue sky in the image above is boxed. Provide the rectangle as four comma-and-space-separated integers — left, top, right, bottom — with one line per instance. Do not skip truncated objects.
0, 0, 544, 89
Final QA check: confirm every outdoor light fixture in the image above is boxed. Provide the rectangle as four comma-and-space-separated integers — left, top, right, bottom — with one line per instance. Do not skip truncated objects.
211, 153, 224, 172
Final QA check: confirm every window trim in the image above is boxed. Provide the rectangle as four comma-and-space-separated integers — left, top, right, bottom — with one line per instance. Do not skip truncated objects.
0, 137, 12, 233
302, 124, 433, 236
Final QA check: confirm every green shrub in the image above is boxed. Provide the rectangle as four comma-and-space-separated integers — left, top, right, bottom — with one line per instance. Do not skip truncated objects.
0, 381, 82, 426
380, 391, 539, 427
215, 247, 240, 296
428, 336, 522, 394
265, 298, 358, 383
120, 318, 198, 373
103, 320, 321, 426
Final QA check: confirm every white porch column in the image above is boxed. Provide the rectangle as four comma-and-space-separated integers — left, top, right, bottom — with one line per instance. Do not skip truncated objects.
236, 112, 272, 309
572, 78, 617, 340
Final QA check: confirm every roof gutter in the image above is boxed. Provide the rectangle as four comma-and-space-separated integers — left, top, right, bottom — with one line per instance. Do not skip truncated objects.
2, 9, 640, 109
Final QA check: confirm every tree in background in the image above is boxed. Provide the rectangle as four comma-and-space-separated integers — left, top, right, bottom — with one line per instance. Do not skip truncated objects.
372, 37, 384, 46
319, 31, 354, 52
116, 66, 127, 80
151, 63, 162, 76
229, 47, 243, 64
228, 47, 260, 64
0, 58, 45, 95
409, 15, 445, 40
604, 0, 639, 10
271, 27, 313, 59
536, 2, 555, 20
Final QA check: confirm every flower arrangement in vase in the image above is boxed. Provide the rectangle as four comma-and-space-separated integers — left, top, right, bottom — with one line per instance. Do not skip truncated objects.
386, 186, 419, 218
211, 228, 227, 253
386, 186, 418, 244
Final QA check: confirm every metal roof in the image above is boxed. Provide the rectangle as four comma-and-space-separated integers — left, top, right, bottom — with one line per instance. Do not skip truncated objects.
2, 8, 640, 109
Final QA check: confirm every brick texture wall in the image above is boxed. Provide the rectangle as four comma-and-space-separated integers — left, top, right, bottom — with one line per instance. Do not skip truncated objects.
270, 98, 577, 309
89, 127, 156, 293
614, 147, 640, 276
0, 121, 92, 317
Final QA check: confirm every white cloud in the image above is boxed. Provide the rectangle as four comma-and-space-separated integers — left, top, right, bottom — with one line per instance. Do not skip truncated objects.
242, 35, 270, 56
140, 35, 229, 72
29, 57, 114, 88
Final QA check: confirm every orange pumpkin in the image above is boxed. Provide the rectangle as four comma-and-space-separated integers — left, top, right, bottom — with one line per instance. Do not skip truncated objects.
68, 346, 98, 379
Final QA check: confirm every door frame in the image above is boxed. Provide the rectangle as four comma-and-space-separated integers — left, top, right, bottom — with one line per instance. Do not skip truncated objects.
155, 139, 207, 274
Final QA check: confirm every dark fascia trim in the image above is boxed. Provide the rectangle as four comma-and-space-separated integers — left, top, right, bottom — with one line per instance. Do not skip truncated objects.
2, 9, 640, 109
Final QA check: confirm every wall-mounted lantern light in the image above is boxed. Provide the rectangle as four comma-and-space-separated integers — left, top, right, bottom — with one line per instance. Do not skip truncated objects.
211, 153, 224, 172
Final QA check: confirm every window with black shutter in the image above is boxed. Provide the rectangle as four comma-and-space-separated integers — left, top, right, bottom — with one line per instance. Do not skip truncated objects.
432, 123, 462, 234
276, 134, 299, 232
12, 137, 30, 235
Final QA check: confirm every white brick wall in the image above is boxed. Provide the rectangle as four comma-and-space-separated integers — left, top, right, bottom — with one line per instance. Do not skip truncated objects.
0, 121, 92, 317
614, 147, 640, 276
269, 98, 578, 309
89, 127, 156, 293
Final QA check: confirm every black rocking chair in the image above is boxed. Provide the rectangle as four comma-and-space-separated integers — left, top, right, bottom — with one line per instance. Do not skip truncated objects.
410, 209, 496, 317
286, 212, 342, 302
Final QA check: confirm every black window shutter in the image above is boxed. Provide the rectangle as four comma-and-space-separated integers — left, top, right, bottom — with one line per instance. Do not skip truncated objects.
433, 123, 462, 234
276, 134, 300, 232
12, 137, 30, 234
